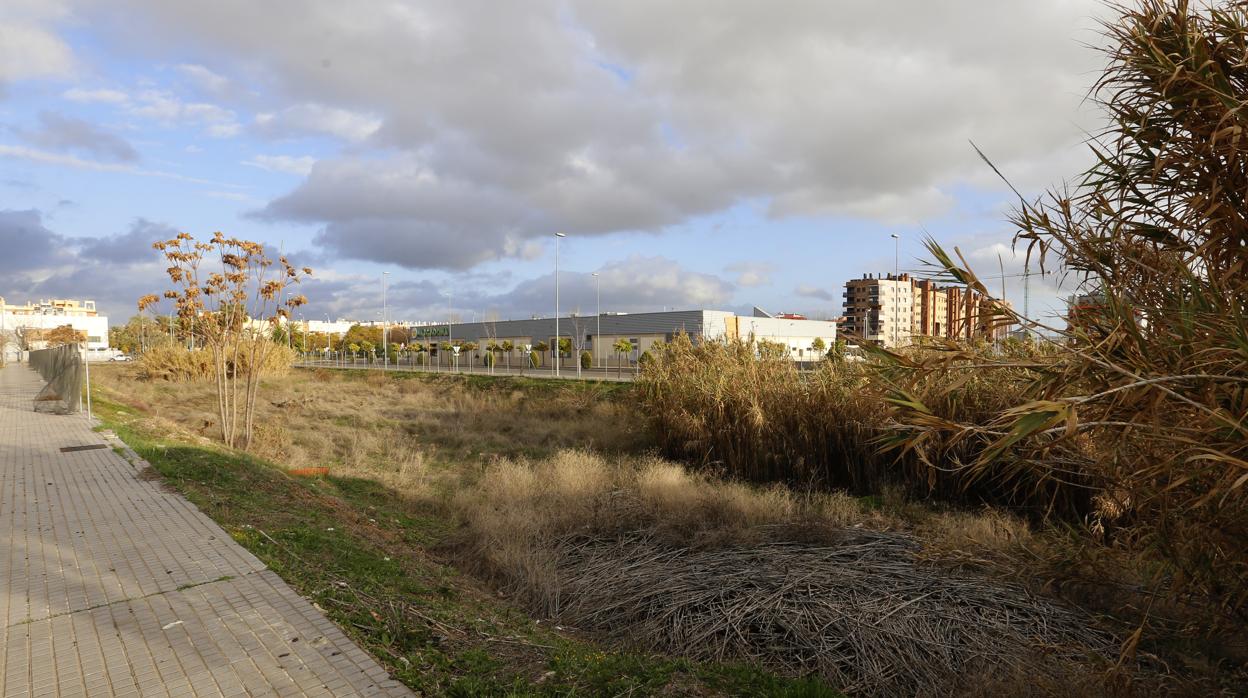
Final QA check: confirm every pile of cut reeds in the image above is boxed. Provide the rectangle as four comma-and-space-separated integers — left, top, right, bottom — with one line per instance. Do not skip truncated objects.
546, 529, 1117, 697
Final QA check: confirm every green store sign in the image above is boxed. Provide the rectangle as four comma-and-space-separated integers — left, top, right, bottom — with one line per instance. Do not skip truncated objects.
414, 325, 450, 337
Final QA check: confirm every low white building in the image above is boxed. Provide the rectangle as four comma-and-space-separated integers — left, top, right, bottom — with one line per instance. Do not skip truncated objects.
733, 315, 840, 360
302, 319, 357, 337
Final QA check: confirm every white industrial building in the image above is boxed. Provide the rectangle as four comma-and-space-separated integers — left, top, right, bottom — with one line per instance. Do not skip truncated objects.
404, 308, 837, 365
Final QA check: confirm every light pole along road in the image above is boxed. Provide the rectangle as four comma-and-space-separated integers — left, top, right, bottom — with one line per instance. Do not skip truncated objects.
891, 232, 900, 349
592, 271, 600, 367
381, 271, 389, 371
554, 232, 566, 377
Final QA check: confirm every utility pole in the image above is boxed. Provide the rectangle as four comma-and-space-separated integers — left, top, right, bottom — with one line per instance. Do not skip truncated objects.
1023, 262, 1032, 342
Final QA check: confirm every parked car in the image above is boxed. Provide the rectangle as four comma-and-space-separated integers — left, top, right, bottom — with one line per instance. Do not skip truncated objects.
109, 354, 133, 362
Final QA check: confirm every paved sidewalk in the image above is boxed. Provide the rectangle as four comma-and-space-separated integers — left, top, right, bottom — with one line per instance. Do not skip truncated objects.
0, 364, 411, 697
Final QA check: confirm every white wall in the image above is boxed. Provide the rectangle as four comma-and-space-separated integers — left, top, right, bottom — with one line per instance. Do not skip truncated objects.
303, 319, 355, 336
735, 316, 838, 359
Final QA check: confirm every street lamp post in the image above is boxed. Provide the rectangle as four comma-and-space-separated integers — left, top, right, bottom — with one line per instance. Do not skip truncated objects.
381, 272, 390, 371
890, 233, 900, 349
592, 271, 600, 368
554, 232, 567, 377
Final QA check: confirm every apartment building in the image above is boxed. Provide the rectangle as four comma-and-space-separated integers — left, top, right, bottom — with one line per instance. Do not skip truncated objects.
0, 297, 111, 356
842, 275, 1010, 348
841, 275, 915, 347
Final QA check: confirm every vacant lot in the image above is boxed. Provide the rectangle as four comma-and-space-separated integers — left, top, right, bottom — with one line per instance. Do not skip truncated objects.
93, 364, 835, 696
90, 364, 1233, 696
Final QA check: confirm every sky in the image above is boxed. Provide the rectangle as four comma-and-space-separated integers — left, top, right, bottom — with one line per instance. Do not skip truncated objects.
0, 0, 1109, 326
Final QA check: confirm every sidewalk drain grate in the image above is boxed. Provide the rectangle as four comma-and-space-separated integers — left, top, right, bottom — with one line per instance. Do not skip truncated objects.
60, 444, 109, 453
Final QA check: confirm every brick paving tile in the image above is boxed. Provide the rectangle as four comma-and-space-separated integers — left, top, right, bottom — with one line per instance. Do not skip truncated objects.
1, 364, 412, 697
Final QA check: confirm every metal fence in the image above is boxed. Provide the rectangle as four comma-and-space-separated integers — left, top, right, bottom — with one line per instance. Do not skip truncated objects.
29, 344, 83, 413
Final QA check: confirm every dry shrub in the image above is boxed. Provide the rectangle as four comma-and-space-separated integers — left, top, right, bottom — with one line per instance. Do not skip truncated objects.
135, 344, 214, 381
136, 342, 296, 382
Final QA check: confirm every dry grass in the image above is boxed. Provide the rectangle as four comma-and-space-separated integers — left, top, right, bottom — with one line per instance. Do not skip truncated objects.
93, 365, 645, 494
453, 450, 870, 593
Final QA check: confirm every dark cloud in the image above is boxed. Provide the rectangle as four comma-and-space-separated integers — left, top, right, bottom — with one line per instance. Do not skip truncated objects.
454, 256, 735, 320
15, 111, 140, 162
74, 218, 173, 264
23, 262, 165, 318
248, 255, 733, 326
0, 209, 72, 274
0, 211, 174, 319
256, 156, 547, 269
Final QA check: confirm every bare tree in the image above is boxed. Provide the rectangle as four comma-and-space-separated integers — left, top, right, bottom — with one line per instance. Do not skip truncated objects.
141, 232, 309, 450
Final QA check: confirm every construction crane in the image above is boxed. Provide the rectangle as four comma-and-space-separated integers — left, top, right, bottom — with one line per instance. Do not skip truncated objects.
979, 263, 1053, 339
911, 263, 1053, 341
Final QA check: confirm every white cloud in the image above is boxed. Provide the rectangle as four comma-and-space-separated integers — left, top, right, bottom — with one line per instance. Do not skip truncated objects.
129, 89, 241, 138
176, 63, 229, 95
0, 9, 73, 81
62, 87, 130, 104
0, 143, 232, 186
242, 154, 316, 176
254, 104, 381, 143
726, 261, 776, 288
795, 283, 836, 301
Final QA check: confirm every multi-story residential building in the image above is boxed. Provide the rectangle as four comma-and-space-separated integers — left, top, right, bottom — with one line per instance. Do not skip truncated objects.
913, 279, 947, 338
842, 275, 1011, 347
0, 297, 110, 357
842, 274, 915, 347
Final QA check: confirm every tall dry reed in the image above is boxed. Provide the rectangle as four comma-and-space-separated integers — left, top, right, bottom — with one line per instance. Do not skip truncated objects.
636, 336, 887, 492
636, 335, 1082, 515
887, 0, 1248, 626
136, 342, 296, 382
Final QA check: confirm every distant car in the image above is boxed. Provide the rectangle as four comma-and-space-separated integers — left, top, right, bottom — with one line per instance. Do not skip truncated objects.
109, 354, 133, 362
